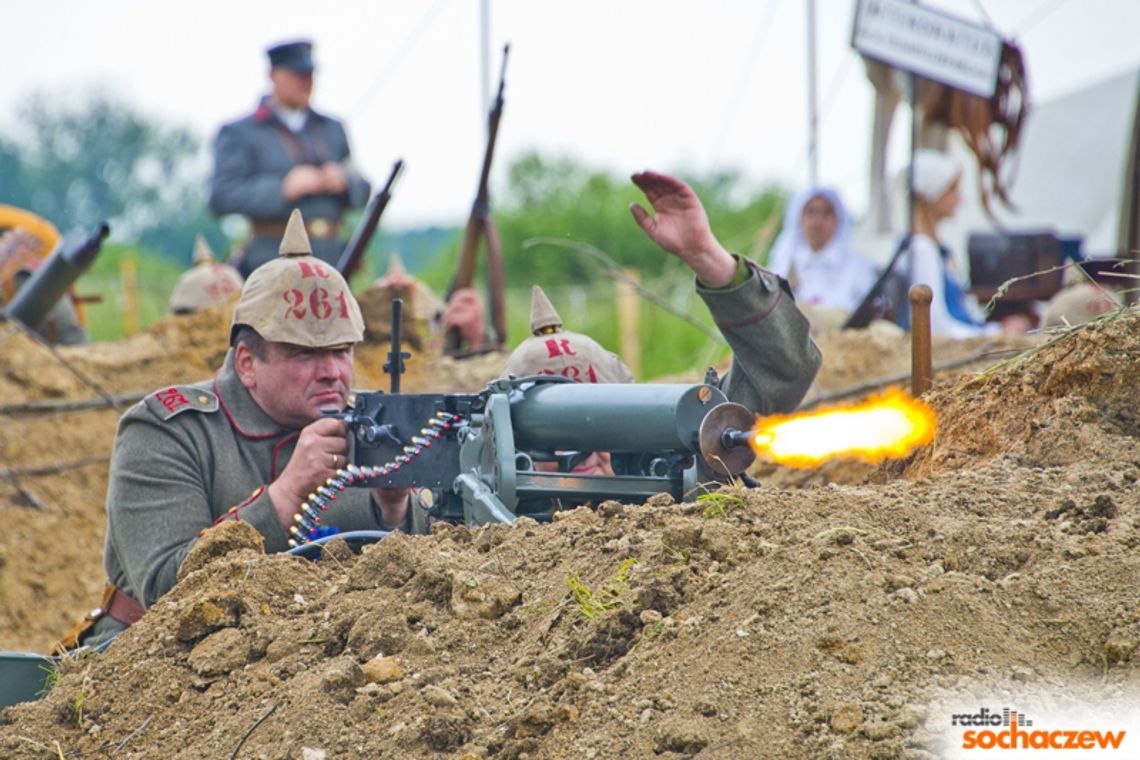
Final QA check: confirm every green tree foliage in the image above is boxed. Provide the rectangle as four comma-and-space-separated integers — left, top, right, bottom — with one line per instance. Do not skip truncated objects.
0, 91, 223, 264
425, 152, 784, 289
500, 152, 783, 282
423, 151, 787, 379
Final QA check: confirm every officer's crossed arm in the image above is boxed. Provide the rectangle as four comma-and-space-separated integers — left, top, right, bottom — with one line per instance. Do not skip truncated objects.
318, 162, 349, 194
281, 163, 349, 202
281, 165, 327, 202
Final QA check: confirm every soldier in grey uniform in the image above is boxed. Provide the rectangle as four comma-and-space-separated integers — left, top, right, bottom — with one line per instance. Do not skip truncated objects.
208, 40, 370, 278
74, 172, 819, 645
78, 210, 405, 646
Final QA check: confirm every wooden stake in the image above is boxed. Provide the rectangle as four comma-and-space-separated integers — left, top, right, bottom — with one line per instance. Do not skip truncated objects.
616, 268, 642, 379
120, 257, 139, 337
909, 284, 933, 396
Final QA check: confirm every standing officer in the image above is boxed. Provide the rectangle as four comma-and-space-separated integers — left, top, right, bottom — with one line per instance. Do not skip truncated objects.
209, 39, 371, 278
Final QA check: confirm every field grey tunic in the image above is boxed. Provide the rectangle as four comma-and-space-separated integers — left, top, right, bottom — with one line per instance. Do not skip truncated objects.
208, 97, 370, 276
102, 351, 383, 610
696, 256, 821, 415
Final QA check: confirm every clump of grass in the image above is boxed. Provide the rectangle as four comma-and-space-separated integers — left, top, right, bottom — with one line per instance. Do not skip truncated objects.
39, 659, 62, 699
71, 665, 93, 728
614, 557, 639, 582
565, 576, 619, 620
566, 557, 640, 620
697, 491, 745, 518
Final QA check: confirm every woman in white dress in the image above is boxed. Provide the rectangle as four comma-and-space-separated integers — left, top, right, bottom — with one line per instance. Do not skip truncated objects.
766, 187, 879, 323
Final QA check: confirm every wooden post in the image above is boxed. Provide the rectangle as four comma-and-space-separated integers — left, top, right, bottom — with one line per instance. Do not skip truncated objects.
120, 257, 139, 337
616, 269, 641, 380
909, 284, 933, 396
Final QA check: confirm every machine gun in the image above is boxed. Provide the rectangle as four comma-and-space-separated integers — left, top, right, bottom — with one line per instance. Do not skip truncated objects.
3, 223, 109, 330
444, 43, 509, 358
300, 375, 757, 541
291, 300, 756, 545
336, 159, 405, 279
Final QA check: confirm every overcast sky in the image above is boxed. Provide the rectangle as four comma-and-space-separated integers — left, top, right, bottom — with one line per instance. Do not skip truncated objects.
4, 0, 1140, 230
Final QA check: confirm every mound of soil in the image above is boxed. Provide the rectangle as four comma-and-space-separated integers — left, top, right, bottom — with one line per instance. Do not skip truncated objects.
1, 307, 1138, 760
0, 302, 504, 652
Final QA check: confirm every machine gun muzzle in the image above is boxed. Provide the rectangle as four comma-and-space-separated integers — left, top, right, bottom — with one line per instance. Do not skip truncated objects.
4, 223, 109, 329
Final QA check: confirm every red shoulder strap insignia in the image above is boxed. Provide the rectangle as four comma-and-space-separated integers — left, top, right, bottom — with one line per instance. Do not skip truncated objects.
144, 386, 219, 421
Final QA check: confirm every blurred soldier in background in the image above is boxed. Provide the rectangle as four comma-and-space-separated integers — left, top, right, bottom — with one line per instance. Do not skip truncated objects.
0, 214, 88, 345
356, 252, 449, 350
168, 235, 244, 314
209, 39, 370, 278
358, 252, 487, 353
371, 252, 446, 327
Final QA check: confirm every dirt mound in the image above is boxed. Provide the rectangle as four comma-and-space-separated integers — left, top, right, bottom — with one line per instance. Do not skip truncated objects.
0, 302, 504, 652
2, 308, 1138, 759
753, 328, 1036, 489
888, 308, 1140, 479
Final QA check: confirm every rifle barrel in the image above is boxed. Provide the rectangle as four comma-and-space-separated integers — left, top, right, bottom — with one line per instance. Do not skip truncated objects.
447, 44, 510, 301
336, 158, 405, 277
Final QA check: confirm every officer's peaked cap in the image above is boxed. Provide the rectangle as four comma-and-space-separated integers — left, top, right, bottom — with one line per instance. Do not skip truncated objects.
267, 40, 315, 73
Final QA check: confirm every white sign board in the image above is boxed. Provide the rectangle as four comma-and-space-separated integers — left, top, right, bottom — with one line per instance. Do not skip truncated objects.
852, 0, 1003, 98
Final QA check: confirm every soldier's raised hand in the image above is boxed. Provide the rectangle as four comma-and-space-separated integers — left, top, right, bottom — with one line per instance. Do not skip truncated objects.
629, 171, 737, 288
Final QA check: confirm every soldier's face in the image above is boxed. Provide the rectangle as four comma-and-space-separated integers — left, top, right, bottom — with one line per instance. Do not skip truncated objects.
236, 341, 353, 428
533, 451, 614, 477
270, 67, 314, 110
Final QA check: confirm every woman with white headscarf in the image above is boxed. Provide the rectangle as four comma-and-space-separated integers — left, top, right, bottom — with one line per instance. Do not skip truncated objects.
906, 149, 1005, 338
767, 186, 878, 317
